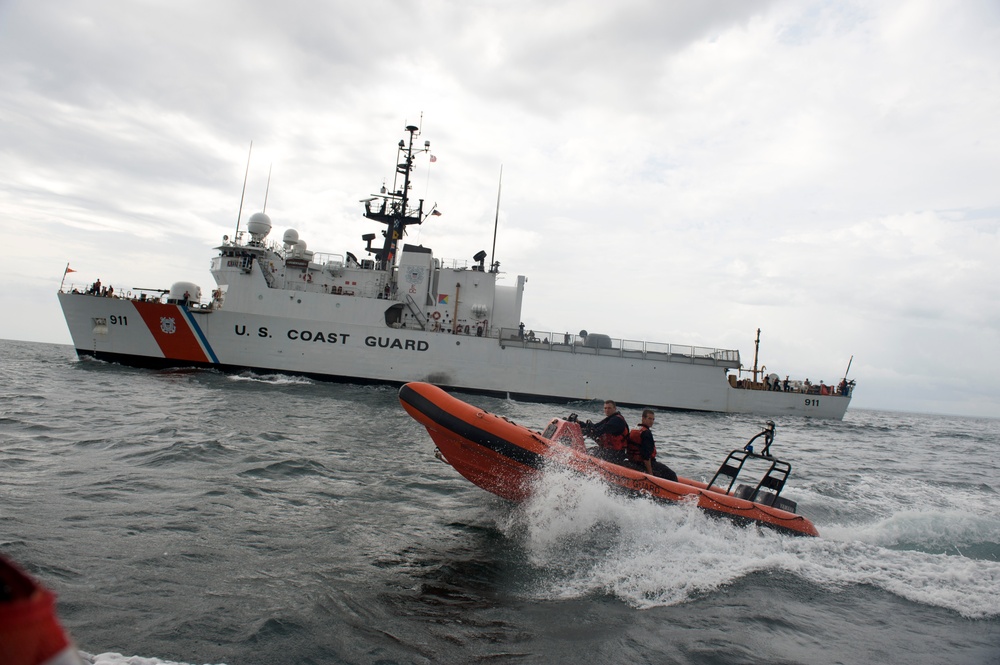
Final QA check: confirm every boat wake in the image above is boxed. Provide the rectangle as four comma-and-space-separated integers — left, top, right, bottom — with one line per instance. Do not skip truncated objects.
80, 653, 216, 665
825, 508, 1000, 557
495, 464, 1000, 618
227, 371, 315, 386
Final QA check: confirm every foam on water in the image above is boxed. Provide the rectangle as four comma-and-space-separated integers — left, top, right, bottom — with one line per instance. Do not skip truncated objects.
81, 653, 224, 665
226, 372, 315, 385
500, 465, 1000, 618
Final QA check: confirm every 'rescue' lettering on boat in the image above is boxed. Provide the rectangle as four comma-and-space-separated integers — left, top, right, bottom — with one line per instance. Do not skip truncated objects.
365, 336, 429, 351
287, 329, 350, 344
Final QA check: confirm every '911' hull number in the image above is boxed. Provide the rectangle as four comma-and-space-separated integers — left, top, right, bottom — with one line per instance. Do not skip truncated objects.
109, 315, 128, 325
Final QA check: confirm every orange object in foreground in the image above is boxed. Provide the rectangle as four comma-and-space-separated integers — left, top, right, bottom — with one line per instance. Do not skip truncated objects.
0, 555, 83, 665
399, 382, 819, 537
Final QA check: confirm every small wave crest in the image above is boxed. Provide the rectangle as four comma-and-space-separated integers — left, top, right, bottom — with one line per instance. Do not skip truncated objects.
238, 457, 332, 480
826, 508, 1000, 555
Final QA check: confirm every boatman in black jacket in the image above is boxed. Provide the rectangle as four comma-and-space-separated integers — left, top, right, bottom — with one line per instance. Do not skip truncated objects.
584, 400, 630, 465
627, 409, 678, 482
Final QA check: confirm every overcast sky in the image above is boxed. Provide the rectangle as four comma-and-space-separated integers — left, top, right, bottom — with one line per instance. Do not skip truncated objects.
2, 1, 998, 418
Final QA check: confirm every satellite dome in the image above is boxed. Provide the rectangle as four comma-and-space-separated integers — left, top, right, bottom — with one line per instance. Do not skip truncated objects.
282, 229, 299, 246
247, 212, 272, 239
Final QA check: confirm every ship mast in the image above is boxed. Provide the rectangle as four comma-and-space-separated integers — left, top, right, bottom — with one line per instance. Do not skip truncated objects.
752, 327, 761, 383
362, 125, 428, 272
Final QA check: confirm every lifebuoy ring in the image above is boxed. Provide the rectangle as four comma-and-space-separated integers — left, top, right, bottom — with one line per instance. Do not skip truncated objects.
305, 273, 313, 283
431, 311, 441, 320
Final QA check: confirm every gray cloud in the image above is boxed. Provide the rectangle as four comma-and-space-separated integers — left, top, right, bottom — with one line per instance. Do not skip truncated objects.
1, 0, 998, 416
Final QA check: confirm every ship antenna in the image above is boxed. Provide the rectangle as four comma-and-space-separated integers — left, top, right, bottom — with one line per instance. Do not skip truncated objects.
262, 163, 272, 213
752, 328, 761, 383
234, 141, 253, 239
362, 124, 431, 271
489, 164, 502, 273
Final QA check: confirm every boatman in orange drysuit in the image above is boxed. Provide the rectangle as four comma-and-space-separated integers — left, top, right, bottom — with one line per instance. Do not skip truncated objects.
584, 400, 630, 465
627, 409, 678, 482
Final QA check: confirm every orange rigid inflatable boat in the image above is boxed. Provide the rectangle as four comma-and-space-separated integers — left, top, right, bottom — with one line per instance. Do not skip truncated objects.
399, 382, 819, 537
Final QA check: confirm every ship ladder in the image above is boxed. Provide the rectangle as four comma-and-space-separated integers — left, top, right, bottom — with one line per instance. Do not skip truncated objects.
404, 294, 429, 331
257, 257, 276, 288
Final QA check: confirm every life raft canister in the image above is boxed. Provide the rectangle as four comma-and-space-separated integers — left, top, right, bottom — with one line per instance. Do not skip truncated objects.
0, 555, 83, 665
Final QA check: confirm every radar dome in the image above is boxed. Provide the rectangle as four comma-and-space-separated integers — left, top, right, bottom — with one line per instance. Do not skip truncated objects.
247, 212, 272, 239
282, 229, 299, 246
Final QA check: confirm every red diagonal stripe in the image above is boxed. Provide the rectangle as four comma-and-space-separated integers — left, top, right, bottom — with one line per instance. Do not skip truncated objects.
133, 301, 209, 362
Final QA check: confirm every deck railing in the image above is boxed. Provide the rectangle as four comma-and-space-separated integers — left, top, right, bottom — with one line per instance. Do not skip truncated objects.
497, 328, 740, 367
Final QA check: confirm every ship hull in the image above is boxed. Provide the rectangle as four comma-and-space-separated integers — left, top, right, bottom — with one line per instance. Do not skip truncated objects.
58, 291, 850, 418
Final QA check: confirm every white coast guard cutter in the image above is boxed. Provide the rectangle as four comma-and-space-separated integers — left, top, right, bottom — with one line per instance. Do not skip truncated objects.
58, 124, 854, 419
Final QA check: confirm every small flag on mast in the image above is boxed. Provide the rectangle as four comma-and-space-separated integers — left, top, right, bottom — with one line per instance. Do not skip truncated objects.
429, 154, 437, 162
60, 263, 76, 291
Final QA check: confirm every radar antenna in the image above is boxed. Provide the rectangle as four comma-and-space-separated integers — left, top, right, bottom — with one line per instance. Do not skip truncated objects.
234, 141, 252, 240
490, 165, 502, 273
362, 125, 429, 271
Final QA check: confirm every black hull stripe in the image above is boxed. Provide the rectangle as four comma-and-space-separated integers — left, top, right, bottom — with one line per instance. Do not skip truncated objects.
77, 350, 410, 388
398, 384, 544, 469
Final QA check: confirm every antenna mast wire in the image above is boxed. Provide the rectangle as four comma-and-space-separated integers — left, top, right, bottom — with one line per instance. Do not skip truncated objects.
234, 141, 252, 238
263, 163, 272, 214
490, 164, 502, 273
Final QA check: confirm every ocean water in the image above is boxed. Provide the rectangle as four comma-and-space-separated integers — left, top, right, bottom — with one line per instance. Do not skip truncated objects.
2, 338, 999, 665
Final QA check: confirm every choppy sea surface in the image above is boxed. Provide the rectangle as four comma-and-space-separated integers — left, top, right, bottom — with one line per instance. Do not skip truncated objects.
2, 338, 999, 665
